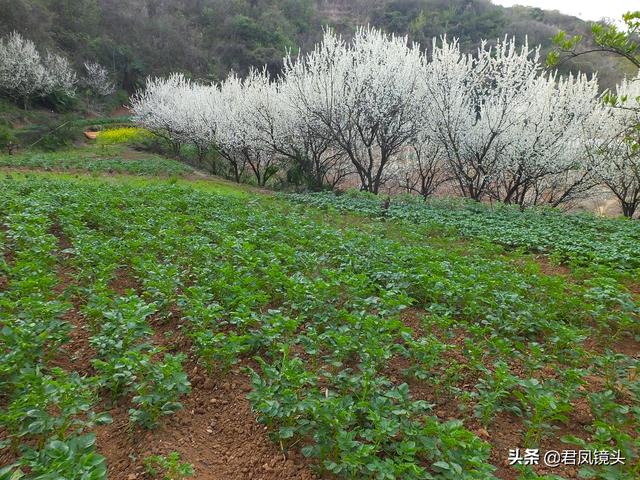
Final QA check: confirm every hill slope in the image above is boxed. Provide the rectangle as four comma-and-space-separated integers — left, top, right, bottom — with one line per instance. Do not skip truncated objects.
0, 0, 632, 91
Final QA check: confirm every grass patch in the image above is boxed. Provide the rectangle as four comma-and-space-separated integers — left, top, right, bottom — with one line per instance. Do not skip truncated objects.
0, 145, 193, 176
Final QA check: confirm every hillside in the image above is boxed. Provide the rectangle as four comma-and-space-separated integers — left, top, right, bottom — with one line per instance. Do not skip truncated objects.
0, 0, 632, 91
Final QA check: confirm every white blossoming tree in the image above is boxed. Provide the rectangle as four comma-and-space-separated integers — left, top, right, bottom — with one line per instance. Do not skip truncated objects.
0, 32, 76, 109
266, 78, 350, 190
131, 73, 195, 155
493, 72, 601, 207
588, 75, 640, 217
43, 52, 77, 97
128, 26, 640, 217
282, 27, 424, 193
0, 32, 46, 108
211, 70, 281, 186
392, 127, 449, 199
83, 62, 116, 97
423, 37, 542, 201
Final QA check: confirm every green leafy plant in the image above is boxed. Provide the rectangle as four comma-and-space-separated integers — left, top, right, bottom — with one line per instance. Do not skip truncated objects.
471, 361, 519, 427
143, 451, 194, 480
3, 434, 107, 480
129, 354, 191, 428
1, 171, 638, 479
514, 374, 581, 446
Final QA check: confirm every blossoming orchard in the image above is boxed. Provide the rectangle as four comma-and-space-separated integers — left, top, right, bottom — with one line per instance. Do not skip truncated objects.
131, 28, 640, 217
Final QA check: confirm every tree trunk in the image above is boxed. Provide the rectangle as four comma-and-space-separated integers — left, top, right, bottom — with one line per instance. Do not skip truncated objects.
621, 201, 637, 218
232, 162, 241, 183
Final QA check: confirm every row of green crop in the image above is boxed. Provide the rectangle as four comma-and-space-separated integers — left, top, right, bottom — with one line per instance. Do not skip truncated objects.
1, 178, 638, 479
0, 184, 191, 479
0, 192, 110, 478
57, 196, 191, 429
50, 181, 501, 478
286, 192, 640, 276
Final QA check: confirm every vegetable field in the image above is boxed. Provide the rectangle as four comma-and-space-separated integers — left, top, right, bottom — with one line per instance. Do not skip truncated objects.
0, 173, 638, 480
287, 192, 640, 275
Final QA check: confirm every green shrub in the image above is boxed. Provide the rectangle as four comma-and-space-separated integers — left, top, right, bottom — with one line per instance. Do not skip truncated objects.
20, 117, 83, 151
38, 124, 79, 151
0, 125, 17, 154
41, 90, 79, 113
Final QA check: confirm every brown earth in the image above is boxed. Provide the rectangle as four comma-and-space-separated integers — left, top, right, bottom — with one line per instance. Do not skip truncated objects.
531, 255, 572, 277
110, 106, 132, 117
95, 363, 319, 480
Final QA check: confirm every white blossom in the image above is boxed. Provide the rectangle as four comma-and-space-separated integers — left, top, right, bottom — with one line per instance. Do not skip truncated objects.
0, 32, 77, 108
282, 27, 424, 193
0, 32, 49, 107
423, 37, 542, 200
587, 73, 640, 217
494, 72, 601, 207
128, 27, 637, 214
131, 73, 195, 153
83, 62, 115, 96
43, 52, 77, 97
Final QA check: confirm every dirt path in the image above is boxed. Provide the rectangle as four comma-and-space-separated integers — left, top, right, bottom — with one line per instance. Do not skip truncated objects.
96, 365, 318, 480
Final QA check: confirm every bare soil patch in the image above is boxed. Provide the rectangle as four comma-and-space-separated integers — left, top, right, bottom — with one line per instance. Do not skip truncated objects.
97, 365, 319, 480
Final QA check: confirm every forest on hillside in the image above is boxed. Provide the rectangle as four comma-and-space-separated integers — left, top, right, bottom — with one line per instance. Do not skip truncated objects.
0, 0, 633, 92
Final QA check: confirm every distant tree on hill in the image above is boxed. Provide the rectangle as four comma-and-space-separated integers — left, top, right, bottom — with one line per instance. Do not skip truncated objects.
82, 62, 116, 97
0, 32, 76, 109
